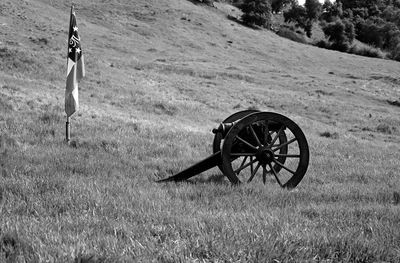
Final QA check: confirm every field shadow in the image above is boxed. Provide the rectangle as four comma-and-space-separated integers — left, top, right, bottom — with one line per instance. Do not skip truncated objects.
74, 253, 106, 263
185, 0, 214, 6
387, 99, 400, 107
190, 173, 230, 185
156, 173, 230, 185
227, 15, 261, 30
0, 231, 38, 262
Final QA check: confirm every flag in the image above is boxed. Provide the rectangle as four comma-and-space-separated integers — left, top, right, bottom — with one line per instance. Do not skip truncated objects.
65, 5, 85, 117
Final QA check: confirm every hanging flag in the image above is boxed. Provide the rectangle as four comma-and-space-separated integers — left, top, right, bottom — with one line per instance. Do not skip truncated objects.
65, 5, 85, 117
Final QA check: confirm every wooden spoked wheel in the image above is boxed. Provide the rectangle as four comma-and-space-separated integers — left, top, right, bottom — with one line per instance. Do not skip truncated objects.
213, 109, 259, 154
213, 110, 288, 175
221, 112, 309, 189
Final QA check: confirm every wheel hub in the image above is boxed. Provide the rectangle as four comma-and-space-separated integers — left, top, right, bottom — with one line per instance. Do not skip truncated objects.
256, 147, 274, 165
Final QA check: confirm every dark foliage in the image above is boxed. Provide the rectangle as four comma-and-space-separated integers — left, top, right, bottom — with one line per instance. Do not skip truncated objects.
315, 39, 330, 49
232, 0, 400, 60
271, 0, 295, 13
276, 25, 308, 44
283, 0, 321, 37
240, 0, 272, 28
349, 45, 385, 58
284, 5, 308, 29
316, 0, 400, 60
322, 20, 347, 43
355, 18, 400, 49
190, 0, 214, 5
321, 1, 343, 22
305, 0, 322, 20
321, 19, 355, 52
388, 43, 400, 60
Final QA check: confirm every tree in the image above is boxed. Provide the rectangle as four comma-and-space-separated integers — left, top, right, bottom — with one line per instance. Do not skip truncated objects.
318, 0, 400, 60
271, 0, 295, 13
304, 0, 322, 20
368, 4, 381, 17
284, 0, 321, 37
343, 8, 353, 19
343, 19, 355, 43
382, 6, 400, 27
322, 19, 355, 51
322, 0, 333, 11
389, 42, 400, 61
240, 0, 272, 28
284, 4, 307, 28
338, 0, 376, 10
352, 7, 369, 18
323, 20, 346, 42
304, 20, 314, 37
356, 18, 385, 47
321, 1, 343, 22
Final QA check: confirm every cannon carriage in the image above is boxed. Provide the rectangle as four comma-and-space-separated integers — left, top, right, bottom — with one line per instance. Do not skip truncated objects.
159, 110, 309, 189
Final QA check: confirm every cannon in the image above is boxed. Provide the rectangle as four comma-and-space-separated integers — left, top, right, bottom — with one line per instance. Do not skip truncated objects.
159, 110, 310, 189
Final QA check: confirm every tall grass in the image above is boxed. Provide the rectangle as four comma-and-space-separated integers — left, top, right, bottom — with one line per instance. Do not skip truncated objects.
1, 96, 399, 262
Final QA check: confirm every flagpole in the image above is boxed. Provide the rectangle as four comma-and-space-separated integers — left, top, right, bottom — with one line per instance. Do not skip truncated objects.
66, 116, 71, 144
65, 5, 73, 145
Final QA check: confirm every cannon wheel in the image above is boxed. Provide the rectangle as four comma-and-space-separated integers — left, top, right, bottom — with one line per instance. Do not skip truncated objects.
213, 110, 288, 175
213, 110, 259, 155
221, 112, 309, 189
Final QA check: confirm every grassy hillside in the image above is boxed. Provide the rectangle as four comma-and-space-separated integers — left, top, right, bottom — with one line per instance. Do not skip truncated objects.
1, 0, 400, 261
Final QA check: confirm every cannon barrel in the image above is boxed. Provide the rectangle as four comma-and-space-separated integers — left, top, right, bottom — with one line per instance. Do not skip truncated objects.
157, 151, 222, 182
212, 121, 236, 137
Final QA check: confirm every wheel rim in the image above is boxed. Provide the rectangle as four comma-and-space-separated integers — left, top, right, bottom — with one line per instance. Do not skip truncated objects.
221, 112, 309, 189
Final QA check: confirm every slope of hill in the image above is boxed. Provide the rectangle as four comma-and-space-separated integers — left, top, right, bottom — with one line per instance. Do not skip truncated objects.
1, 0, 399, 261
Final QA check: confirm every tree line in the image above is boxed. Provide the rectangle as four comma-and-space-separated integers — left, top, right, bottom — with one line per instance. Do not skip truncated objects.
222, 0, 400, 60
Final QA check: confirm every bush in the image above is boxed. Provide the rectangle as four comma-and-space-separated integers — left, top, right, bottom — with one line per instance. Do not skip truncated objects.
349, 44, 385, 58
276, 26, 308, 44
271, 0, 294, 14
315, 40, 385, 59
343, 19, 355, 42
315, 39, 349, 52
321, 19, 355, 51
315, 39, 331, 49
240, 0, 272, 28
355, 18, 385, 48
322, 20, 346, 43
284, 4, 307, 28
331, 41, 351, 52
305, 0, 322, 21
389, 43, 400, 61
192, 0, 214, 5
283, 2, 320, 37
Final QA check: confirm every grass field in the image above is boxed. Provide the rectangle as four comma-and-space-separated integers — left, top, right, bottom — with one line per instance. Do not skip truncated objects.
1, 0, 400, 262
